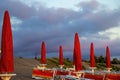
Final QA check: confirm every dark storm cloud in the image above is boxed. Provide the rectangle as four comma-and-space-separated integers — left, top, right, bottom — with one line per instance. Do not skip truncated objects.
0, 0, 120, 58
0, 0, 36, 19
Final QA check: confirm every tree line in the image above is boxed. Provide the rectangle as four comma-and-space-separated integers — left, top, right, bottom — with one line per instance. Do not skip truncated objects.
95, 55, 120, 64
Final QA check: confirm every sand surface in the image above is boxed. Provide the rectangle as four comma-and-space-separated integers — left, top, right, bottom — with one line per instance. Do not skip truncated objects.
11, 58, 39, 80
10, 58, 89, 80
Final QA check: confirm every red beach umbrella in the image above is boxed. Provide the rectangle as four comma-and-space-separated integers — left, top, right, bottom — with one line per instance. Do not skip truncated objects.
90, 43, 95, 67
106, 46, 111, 68
0, 11, 14, 72
41, 41, 46, 64
73, 32, 82, 71
59, 45, 63, 65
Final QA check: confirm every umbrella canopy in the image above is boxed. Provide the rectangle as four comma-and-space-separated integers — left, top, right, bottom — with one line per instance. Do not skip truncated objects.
90, 42, 96, 67
59, 45, 64, 65
106, 46, 111, 68
73, 32, 82, 71
41, 41, 46, 64
0, 10, 14, 72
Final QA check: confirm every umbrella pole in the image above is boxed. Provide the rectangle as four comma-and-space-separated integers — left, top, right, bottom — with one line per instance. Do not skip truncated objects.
0, 73, 16, 80
107, 68, 112, 73
59, 65, 64, 69
37, 64, 47, 71
89, 67, 96, 74
41, 64, 46, 71
74, 71, 83, 79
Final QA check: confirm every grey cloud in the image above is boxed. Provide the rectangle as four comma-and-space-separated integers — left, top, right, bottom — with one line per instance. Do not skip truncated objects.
0, 0, 36, 19
76, 0, 100, 13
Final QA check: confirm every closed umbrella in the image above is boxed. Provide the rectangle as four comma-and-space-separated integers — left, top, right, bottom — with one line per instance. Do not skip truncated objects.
39, 41, 47, 70
0, 10, 14, 73
0, 10, 16, 80
90, 43, 96, 73
106, 46, 111, 72
73, 32, 82, 71
59, 45, 63, 65
73, 33, 83, 78
59, 45, 64, 69
41, 41, 46, 64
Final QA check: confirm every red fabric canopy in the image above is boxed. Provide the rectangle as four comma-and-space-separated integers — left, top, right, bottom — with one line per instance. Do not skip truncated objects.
0, 11, 14, 72
73, 32, 82, 71
106, 46, 111, 68
32, 69, 53, 78
41, 41, 46, 64
90, 42, 95, 67
59, 45, 64, 65
84, 73, 104, 80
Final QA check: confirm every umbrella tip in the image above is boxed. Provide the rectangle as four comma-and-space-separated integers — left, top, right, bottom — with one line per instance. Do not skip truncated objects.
75, 32, 79, 37
4, 10, 9, 14
42, 41, 45, 44
59, 45, 62, 48
106, 46, 109, 49
91, 42, 93, 45
4, 10, 10, 18
75, 32, 78, 35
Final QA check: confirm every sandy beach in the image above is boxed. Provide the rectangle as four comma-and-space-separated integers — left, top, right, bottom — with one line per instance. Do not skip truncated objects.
11, 58, 39, 80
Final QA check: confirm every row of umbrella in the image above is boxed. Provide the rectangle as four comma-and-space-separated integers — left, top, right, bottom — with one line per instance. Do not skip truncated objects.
40, 32, 111, 72
74, 32, 111, 71
0, 10, 112, 79
40, 41, 64, 66
40, 42, 64, 65
0, 10, 111, 73
90, 43, 111, 68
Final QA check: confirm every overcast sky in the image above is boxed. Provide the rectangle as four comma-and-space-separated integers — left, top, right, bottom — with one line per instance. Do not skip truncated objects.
0, 0, 120, 59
